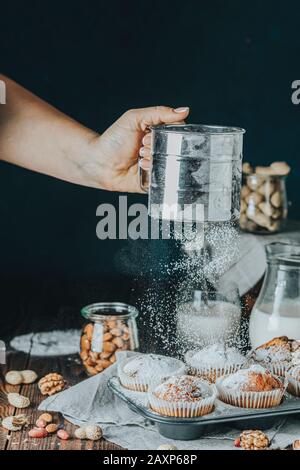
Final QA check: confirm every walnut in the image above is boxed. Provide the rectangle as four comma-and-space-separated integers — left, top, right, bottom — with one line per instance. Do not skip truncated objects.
240, 430, 269, 450
38, 373, 66, 396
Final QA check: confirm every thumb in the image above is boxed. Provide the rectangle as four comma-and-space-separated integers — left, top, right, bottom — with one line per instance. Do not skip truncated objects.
124, 106, 190, 131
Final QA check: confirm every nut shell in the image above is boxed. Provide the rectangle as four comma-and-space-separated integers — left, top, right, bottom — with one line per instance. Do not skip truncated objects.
21, 370, 38, 384
84, 425, 102, 441
7, 392, 30, 408
74, 427, 87, 439
5, 371, 23, 385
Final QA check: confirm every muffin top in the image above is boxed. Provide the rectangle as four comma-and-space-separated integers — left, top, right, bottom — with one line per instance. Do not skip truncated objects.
252, 336, 300, 366
221, 365, 283, 392
288, 364, 300, 381
122, 354, 183, 381
153, 375, 211, 402
187, 344, 245, 368
291, 340, 300, 365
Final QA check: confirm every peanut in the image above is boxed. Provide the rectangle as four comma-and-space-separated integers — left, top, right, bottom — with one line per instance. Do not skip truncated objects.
271, 191, 281, 208
28, 428, 48, 438
109, 354, 116, 364
36, 419, 47, 428
100, 351, 112, 359
103, 341, 116, 353
39, 413, 53, 423
103, 332, 113, 341
112, 337, 124, 348
80, 335, 91, 352
46, 423, 58, 433
270, 161, 290, 176
100, 359, 111, 369
110, 328, 122, 337
83, 323, 94, 340
57, 429, 70, 440
107, 320, 117, 329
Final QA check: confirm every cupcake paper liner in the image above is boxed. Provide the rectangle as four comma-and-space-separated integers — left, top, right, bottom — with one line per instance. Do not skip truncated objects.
249, 360, 289, 377
216, 376, 285, 409
148, 380, 217, 418
286, 375, 300, 397
269, 362, 289, 377
118, 355, 185, 392
185, 351, 245, 384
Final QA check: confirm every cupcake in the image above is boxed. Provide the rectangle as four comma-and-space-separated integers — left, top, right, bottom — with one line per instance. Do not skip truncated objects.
148, 375, 217, 418
118, 354, 185, 392
286, 364, 300, 397
185, 344, 245, 383
216, 365, 285, 409
250, 336, 300, 376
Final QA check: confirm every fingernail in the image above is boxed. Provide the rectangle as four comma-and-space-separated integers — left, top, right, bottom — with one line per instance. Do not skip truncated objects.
139, 147, 147, 157
140, 158, 150, 170
142, 134, 151, 145
174, 107, 189, 113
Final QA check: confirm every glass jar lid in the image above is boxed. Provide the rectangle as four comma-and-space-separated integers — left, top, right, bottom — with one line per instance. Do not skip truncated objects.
81, 302, 139, 322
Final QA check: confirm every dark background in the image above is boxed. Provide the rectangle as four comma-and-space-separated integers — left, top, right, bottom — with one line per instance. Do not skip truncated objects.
0, 0, 299, 336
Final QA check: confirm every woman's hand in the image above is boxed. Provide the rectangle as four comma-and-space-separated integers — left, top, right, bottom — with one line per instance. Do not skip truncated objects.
0, 75, 189, 193
94, 106, 189, 192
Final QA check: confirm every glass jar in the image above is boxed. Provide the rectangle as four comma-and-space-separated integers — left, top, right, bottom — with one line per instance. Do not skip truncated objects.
176, 284, 241, 351
240, 173, 288, 234
249, 242, 300, 348
80, 302, 139, 375
139, 124, 245, 223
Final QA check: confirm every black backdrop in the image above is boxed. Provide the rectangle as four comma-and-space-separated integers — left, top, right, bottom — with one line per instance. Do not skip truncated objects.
0, 0, 300, 291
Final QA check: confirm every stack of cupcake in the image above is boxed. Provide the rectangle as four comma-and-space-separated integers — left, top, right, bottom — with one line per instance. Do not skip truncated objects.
117, 353, 217, 418
117, 337, 300, 418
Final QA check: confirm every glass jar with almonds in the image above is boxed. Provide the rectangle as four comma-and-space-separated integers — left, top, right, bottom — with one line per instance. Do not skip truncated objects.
240, 161, 290, 234
80, 302, 139, 375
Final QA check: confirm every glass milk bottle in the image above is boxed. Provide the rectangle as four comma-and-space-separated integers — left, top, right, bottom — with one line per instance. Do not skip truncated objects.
249, 242, 300, 348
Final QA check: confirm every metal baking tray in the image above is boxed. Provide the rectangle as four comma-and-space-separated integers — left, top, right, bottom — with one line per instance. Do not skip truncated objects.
108, 376, 300, 440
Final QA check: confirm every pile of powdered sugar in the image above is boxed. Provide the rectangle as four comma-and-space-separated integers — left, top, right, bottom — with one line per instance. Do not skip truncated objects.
123, 354, 183, 380
220, 364, 267, 391
10, 329, 81, 356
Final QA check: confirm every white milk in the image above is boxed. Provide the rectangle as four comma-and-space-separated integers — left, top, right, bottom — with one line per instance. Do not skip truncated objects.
249, 301, 300, 348
176, 300, 241, 348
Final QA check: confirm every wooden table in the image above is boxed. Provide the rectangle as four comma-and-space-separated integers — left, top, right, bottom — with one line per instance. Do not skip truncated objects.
0, 349, 123, 451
